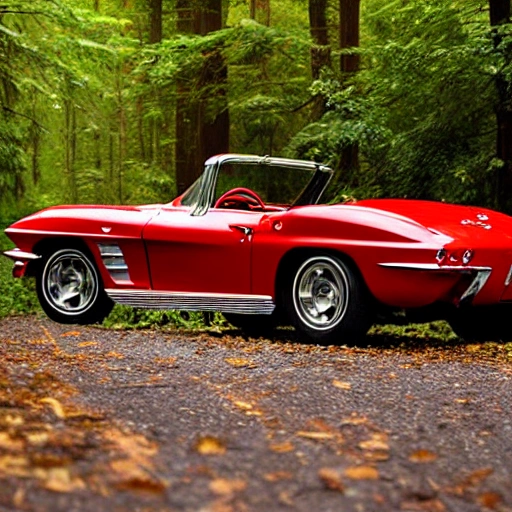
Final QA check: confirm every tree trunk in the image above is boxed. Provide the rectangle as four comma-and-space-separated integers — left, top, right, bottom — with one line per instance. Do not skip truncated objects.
250, 0, 270, 25
338, 0, 360, 174
175, 0, 229, 194
149, 0, 162, 43
490, 0, 512, 211
309, 0, 331, 120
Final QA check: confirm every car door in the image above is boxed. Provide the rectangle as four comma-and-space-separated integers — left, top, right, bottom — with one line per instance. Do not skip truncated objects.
142, 206, 266, 294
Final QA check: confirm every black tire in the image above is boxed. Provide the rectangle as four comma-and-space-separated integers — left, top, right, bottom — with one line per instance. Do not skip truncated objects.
223, 312, 278, 337
449, 305, 512, 342
283, 253, 373, 345
36, 247, 113, 324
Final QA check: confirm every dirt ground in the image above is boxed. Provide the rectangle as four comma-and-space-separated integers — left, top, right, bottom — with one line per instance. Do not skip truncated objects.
0, 316, 511, 512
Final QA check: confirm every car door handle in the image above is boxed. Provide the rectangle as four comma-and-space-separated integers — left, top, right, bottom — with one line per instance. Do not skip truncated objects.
229, 225, 253, 236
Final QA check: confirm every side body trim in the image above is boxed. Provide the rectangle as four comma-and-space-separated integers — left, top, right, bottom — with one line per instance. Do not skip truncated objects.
106, 289, 275, 315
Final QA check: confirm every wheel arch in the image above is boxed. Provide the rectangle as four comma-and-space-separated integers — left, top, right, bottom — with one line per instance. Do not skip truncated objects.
274, 247, 374, 309
26, 237, 98, 277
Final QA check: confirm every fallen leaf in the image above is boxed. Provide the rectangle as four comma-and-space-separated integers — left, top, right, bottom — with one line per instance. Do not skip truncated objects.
344, 466, 379, 480
40, 467, 86, 493
233, 401, 253, 410
195, 436, 226, 455
26, 432, 49, 446
61, 331, 81, 337
209, 478, 247, 496
106, 351, 125, 359
115, 476, 167, 494
477, 492, 502, 509
224, 357, 256, 368
154, 357, 177, 365
332, 380, 351, 390
296, 431, 335, 440
4, 414, 24, 427
269, 441, 294, 453
0, 455, 30, 477
0, 433, 24, 451
400, 499, 446, 511
464, 467, 493, 486
409, 450, 438, 463
341, 415, 368, 426
319, 467, 344, 492
77, 341, 98, 348
40, 397, 66, 419
264, 471, 293, 482
359, 433, 389, 451
279, 490, 294, 506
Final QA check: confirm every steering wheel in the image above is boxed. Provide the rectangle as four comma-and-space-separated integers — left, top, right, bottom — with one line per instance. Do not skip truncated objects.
214, 187, 266, 210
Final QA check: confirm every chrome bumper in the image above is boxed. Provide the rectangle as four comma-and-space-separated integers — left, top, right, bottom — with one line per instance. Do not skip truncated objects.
378, 262, 492, 305
3, 249, 41, 261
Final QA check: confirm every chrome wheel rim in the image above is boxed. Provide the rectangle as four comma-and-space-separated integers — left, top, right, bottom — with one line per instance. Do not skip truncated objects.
293, 256, 349, 331
43, 250, 98, 315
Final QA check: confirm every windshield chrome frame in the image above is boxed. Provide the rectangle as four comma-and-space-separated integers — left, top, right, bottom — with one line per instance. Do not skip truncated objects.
189, 154, 333, 216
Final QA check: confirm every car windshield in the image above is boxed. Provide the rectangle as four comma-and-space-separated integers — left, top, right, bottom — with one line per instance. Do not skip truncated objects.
180, 159, 327, 210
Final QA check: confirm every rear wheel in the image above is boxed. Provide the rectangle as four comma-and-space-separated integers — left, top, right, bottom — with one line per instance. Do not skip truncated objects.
36, 247, 113, 324
449, 305, 512, 342
284, 254, 373, 345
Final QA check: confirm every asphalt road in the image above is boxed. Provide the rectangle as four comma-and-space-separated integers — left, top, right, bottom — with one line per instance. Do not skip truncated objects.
0, 316, 511, 512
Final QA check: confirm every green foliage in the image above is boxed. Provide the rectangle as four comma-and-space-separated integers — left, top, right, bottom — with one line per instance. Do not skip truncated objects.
103, 305, 225, 330
0, 230, 39, 319
289, 0, 502, 206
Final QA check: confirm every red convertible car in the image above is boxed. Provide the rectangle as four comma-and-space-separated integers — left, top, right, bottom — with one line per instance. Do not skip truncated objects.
4, 154, 512, 344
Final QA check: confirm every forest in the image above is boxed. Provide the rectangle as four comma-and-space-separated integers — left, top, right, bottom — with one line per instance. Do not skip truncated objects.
1, 0, 512, 322
1, 0, 512, 220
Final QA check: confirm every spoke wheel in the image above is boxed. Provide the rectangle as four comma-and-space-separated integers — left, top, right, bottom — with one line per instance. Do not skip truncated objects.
284, 254, 373, 345
37, 247, 113, 324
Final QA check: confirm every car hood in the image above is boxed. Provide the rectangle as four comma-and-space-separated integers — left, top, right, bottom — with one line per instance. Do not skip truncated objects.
6, 204, 163, 239
355, 199, 512, 245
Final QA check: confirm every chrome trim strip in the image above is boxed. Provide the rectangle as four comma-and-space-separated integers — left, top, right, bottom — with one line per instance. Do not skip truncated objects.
505, 265, 512, 287
378, 263, 492, 273
98, 243, 130, 282
460, 269, 492, 304
3, 249, 41, 261
105, 289, 275, 315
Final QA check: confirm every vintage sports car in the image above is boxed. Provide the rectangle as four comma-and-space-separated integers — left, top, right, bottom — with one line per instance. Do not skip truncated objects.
4, 154, 512, 344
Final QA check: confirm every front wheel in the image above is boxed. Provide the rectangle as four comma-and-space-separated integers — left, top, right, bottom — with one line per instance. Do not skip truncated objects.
284, 254, 373, 345
36, 247, 113, 324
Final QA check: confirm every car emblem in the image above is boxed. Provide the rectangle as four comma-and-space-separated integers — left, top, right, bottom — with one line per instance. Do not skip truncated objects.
461, 219, 491, 230
101, 227, 112, 233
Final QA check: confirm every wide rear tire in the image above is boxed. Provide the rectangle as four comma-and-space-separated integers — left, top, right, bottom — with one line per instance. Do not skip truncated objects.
36, 247, 113, 324
284, 254, 373, 345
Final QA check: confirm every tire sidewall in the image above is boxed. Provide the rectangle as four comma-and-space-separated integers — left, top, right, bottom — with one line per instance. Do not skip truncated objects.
37, 247, 107, 324
284, 253, 371, 345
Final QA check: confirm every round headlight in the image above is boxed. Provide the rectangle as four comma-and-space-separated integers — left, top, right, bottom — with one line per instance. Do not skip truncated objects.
436, 249, 447, 262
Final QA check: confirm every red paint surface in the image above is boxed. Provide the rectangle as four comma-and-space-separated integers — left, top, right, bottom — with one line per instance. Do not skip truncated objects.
6, 195, 512, 309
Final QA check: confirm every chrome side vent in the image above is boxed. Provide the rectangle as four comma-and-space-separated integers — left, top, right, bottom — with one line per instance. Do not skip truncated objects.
98, 243, 130, 282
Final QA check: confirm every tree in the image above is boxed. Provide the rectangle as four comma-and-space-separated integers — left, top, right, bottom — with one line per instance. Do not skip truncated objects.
309, 0, 331, 119
489, 0, 512, 211
338, 0, 360, 174
175, 0, 229, 194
